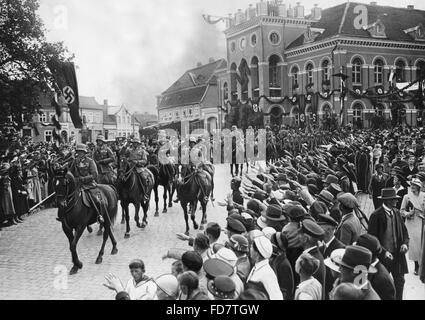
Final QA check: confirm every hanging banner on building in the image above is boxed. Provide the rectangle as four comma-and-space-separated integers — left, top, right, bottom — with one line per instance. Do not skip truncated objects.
48, 60, 83, 129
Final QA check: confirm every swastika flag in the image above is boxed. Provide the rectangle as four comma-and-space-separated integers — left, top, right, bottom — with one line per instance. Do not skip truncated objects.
48, 60, 83, 129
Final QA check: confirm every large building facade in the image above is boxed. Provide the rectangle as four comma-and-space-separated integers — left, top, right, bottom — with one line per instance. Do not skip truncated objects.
216, 1, 425, 129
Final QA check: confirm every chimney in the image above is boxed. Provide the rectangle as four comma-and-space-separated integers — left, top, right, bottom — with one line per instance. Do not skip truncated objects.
295, 2, 304, 18
226, 13, 234, 29
311, 4, 322, 20
235, 9, 245, 25
208, 57, 215, 63
246, 4, 257, 20
370, 2, 377, 5
256, 0, 268, 16
197, 62, 202, 67
407, 5, 414, 9
287, 5, 294, 17
278, 3, 287, 17
103, 99, 108, 106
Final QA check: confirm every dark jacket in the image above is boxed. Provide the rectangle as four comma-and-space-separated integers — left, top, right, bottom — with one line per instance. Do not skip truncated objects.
270, 252, 295, 300
368, 206, 410, 275
369, 261, 396, 300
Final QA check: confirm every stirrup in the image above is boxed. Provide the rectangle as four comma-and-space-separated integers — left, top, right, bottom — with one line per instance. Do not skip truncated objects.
97, 215, 104, 225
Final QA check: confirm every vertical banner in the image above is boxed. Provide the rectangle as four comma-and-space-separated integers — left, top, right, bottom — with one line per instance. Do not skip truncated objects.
48, 60, 83, 129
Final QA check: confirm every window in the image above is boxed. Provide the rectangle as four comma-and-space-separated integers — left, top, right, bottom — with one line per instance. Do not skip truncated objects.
269, 55, 280, 88
306, 63, 314, 84
240, 37, 246, 50
416, 60, 425, 79
374, 59, 384, 84
230, 41, 236, 52
322, 60, 330, 82
395, 59, 406, 82
251, 34, 257, 46
269, 32, 280, 45
291, 66, 299, 90
352, 58, 362, 84
94, 112, 101, 123
376, 104, 385, 117
223, 82, 229, 100
44, 130, 53, 142
117, 116, 121, 124
87, 112, 93, 123
39, 113, 47, 123
189, 109, 192, 116
353, 104, 363, 124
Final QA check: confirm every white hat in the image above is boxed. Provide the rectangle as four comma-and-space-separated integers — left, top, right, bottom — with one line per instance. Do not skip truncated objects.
154, 274, 179, 298
214, 248, 238, 268
409, 178, 422, 188
324, 248, 346, 273
241, 212, 253, 220
262, 227, 277, 240
253, 236, 273, 259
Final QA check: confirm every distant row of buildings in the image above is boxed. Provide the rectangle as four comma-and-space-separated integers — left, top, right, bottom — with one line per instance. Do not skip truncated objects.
26, 96, 157, 143
157, 1, 425, 130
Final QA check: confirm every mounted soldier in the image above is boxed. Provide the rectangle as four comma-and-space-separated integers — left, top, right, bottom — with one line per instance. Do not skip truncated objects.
56, 144, 105, 225
93, 134, 116, 185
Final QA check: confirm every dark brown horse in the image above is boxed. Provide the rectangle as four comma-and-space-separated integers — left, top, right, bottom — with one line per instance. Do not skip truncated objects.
150, 163, 178, 215
177, 165, 213, 235
54, 170, 119, 275
117, 157, 155, 238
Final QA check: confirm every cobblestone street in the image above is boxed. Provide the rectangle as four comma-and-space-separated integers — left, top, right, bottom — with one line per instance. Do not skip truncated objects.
0, 164, 424, 300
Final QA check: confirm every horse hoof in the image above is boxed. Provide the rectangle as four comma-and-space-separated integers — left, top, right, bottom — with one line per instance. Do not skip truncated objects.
69, 266, 79, 275
111, 248, 118, 255
95, 257, 103, 264
162, 209, 167, 214
155, 212, 159, 217
87, 226, 93, 233
200, 225, 204, 231
124, 233, 130, 239
194, 224, 199, 230
121, 219, 125, 225
168, 203, 173, 208
97, 230, 103, 236
141, 222, 147, 229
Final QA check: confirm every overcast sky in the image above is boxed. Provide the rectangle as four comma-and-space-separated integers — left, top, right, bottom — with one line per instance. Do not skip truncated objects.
37, 0, 425, 114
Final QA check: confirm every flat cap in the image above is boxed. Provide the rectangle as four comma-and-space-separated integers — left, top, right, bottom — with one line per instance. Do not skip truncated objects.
317, 214, 339, 228
227, 234, 249, 254
226, 217, 247, 234
301, 219, 325, 239
337, 193, 359, 209
181, 251, 203, 273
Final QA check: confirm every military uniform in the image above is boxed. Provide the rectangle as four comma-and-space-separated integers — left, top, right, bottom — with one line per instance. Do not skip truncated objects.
93, 142, 116, 185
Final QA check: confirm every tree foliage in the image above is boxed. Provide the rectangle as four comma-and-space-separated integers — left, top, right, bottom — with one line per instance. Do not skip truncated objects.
0, 0, 74, 129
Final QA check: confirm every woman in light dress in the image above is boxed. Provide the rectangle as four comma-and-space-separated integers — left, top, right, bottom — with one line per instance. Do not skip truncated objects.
400, 178, 425, 275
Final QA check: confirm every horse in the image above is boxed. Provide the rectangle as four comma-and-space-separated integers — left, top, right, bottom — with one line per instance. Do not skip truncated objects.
177, 165, 213, 235
54, 170, 119, 275
117, 157, 155, 238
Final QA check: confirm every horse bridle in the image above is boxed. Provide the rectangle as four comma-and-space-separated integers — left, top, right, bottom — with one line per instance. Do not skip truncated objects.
55, 174, 70, 208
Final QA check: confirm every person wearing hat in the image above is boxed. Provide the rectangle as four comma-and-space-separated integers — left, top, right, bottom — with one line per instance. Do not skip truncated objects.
0, 162, 18, 226
402, 155, 418, 181
178, 271, 210, 300
104, 259, 157, 300
93, 134, 116, 185
368, 188, 409, 300
356, 234, 395, 300
153, 274, 179, 300
226, 217, 247, 239
269, 232, 295, 300
335, 193, 363, 246
400, 178, 424, 276
294, 253, 322, 300
207, 275, 237, 300
392, 173, 408, 209
257, 204, 286, 231
323, 174, 339, 188
225, 177, 244, 212
298, 219, 326, 298
332, 245, 380, 300
368, 163, 389, 210
317, 189, 342, 223
9, 164, 28, 224
246, 235, 283, 300
226, 234, 251, 282
63, 144, 105, 224
213, 248, 244, 297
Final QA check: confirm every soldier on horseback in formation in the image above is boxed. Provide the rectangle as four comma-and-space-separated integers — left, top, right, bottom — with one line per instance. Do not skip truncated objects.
93, 134, 116, 185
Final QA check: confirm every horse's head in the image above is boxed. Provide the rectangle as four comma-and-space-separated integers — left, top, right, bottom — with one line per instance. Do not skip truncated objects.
53, 168, 76, 208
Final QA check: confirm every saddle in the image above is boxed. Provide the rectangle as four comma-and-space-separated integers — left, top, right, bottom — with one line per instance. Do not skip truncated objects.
136, 167, 154, 202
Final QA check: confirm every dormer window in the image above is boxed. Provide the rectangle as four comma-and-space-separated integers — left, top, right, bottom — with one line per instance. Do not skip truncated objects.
304, 27, 325, 44
363, 19, 386, 38
403, 23, 425, 41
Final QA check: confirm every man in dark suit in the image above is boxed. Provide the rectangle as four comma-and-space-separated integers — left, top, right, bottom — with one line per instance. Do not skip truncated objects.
317, 214, 345, 300
356, 234, 396, 300
368, 164, 389, 210
368, 188, 409, 300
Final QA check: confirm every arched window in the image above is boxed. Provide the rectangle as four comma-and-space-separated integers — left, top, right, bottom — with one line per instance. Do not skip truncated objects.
223, 82, 229, 100
291, 66, 299, 90
395, 59, 406, 82
306, 63, 314, 85
269, 55, 281, 88
322, 60, 330, 82
352, 58, 362, 84
374, 59, 384, 84
416, 60, 425, 80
